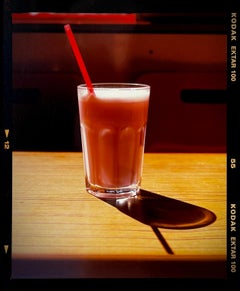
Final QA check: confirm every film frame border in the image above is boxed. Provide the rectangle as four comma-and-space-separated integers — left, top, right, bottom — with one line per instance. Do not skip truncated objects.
1, 0, 240, 289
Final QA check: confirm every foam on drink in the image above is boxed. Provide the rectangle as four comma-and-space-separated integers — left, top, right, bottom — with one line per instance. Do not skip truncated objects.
79, 84, 150, 101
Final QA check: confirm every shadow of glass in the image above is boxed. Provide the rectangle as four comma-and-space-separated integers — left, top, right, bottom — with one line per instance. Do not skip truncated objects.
99, 189, 217, 255
100, 189, 217, 230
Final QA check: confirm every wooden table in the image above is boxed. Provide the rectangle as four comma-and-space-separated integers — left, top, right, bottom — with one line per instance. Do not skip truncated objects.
12, 151, 226, 278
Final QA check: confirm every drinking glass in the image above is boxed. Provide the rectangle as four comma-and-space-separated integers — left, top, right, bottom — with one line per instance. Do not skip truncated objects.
77, 83, 150, 199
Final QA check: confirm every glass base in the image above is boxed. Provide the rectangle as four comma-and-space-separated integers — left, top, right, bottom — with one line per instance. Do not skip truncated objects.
86, 184, 139, 199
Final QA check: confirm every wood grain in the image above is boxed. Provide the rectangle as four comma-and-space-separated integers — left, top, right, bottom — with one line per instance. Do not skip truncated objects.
12, 151, 226, 278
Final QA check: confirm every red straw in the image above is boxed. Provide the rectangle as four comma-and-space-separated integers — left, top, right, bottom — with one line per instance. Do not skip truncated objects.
64, 24, 94, 94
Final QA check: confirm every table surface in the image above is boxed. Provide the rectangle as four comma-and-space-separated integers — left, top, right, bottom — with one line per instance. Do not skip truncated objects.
12, 151, 226, 278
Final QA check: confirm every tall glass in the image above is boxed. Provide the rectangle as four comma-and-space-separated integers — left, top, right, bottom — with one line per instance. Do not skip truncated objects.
77, 83, 150, 199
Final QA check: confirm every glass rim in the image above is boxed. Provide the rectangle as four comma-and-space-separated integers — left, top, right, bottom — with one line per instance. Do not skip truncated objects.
77, 83, 150, 90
